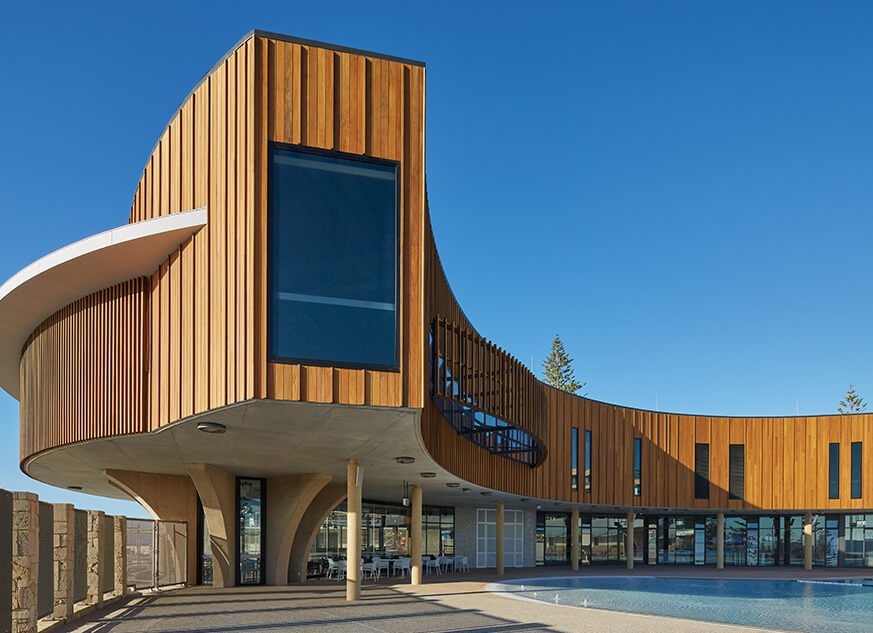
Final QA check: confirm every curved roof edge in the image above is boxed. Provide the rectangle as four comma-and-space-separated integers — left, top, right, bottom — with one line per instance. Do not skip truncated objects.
0, 207, 208, 400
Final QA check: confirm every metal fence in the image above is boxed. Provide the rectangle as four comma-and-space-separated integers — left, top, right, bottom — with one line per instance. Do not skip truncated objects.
127, 519, 187, 590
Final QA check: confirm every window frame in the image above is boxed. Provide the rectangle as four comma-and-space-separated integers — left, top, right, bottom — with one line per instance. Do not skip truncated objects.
829, 443, 840, 500
571, 427, 579, 491
728, 444, 745, 501
694, 442, 710, 500
266, 141, 402, 372
851, 442, 862, 500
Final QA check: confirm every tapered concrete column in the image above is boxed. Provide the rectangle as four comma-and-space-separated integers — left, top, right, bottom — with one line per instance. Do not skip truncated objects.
411, 485, 422, 585
346, 460, 362, 601
52, 503, 75, 621
626, 510, 634, 570
113, 516, 127, 596
571, 508, 580, 571
804, 512, 813, 571
288, 483, 347, 583
12, 492, 39, 633
716, 512, 725, 569
186, 464, 236, 588
496, 501, 505, 575
86, 511, 105, 607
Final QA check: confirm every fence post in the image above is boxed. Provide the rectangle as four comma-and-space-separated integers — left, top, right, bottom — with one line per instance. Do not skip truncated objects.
86, 511, 104, 607
51, 503, 75, 621
113, 517, 127, 596
12, 492, 38, 633
152, 522, 159, 590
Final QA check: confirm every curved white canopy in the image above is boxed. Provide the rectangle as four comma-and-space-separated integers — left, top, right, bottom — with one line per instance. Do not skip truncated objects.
0, 207, 207, 399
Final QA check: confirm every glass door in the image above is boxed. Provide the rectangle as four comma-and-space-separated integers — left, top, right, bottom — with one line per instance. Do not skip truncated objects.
237, 478, 264, 585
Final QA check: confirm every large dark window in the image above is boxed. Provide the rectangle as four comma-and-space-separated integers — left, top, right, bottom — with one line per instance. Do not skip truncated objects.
852, 442, 862, 499
633, 438, 642, 497
571, 428, 579, 490
268, 144, 399, 369
829, 443, 840, 499
584, 430, 592, 493
729, 444, 744, 500
695, 443, 710, 499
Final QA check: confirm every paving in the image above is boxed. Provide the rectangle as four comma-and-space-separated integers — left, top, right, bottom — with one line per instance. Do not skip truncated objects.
55, 566, 873, 633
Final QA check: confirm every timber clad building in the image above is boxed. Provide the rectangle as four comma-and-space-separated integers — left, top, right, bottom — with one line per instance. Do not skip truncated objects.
3, 31, 873, 591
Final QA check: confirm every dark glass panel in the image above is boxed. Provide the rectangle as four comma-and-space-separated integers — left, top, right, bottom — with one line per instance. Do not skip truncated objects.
851, 442, 862, 499
829, 443, 840, 499
694, 443, 710, 499
729, 444, 744, 500
238, 479, 263, 585
633, 438, 642, 497
269, 145, 398, 368
584, 430, 592, 492
571, 427, 578, 490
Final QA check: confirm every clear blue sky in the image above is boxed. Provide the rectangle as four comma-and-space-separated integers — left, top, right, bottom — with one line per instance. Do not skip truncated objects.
2, 1, 872, 517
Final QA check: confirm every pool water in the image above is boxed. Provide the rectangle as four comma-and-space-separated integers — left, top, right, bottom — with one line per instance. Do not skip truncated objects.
486, 576, 873, 633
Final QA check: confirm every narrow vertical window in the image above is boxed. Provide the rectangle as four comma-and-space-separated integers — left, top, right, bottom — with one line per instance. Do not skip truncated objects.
584, 430, 592, 493
694, 443, 710, 499
571, 427, 579, 491
728, 444, 744, 500
829, 443, 840, 499
851, 442, 862, 499
633, 437, 642, 497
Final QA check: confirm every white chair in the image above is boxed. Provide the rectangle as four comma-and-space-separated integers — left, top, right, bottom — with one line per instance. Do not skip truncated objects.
458, 556, 469, 572
336, 560, 347, 580
373, 556, 390, 579
361, 561, 378, 581
441, 556, 455, 573
425, 556, 442, 575
393, 557, 411, 577
326, 558, 339, 579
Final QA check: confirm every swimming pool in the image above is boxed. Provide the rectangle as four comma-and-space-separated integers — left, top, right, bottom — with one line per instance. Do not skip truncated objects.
486, 576, 873, 633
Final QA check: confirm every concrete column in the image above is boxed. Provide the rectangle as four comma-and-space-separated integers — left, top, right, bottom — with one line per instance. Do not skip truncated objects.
288, 483, 346, 583
12, 492, 39, 633
86, 510, 105, 607
346, 460, 361, 601
496, 501, 505, 575
113, 516, 127, 596
265, 473, 331, 585
716, 512, 725, 570
52, 503, 75, 621
571, 508, 580, 571
185, 464, 236, 588
804, 512, 813, 571
626, 510, 634, 570
411, 485, 422, 585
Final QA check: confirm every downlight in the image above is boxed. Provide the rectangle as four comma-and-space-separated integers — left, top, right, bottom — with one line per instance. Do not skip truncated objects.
395, 456, 416, 464
197, 422, 227, 434
67, 485, 82, 490
446, 483, 460, 488
420, 472, 437, 478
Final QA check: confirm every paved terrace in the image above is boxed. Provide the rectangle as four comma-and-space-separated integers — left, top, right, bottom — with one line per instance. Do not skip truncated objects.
56, 566, 873, 633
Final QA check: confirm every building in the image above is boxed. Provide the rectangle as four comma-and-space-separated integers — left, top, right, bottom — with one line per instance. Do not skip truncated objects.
2, 31, 872, 594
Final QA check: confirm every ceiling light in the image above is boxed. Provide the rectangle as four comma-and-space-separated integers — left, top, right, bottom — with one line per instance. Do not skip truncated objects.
197, 422, 226, 434
480, 491, 492, 496
67, 485, 82, 490
462, 488, 471, 492
446, 483, 460, 488
420, 472, 436, 478
395, 456, 415, 464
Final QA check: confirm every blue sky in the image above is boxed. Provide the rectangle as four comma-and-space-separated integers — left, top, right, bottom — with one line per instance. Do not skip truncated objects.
1, 1, 872, 517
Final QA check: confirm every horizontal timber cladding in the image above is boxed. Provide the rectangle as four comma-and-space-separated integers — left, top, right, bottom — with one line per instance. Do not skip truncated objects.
128, 33, 425, 421
19, 279, 149, 461
261, 36, 425, 409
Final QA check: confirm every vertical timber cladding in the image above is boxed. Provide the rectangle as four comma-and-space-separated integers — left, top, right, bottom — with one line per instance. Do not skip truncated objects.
129, 38, 258, 429
261, 37, 426, 409
19, 279, 149, 461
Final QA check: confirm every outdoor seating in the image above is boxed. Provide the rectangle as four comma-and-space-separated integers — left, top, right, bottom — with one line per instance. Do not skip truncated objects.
424, 556, 442, 575
373, 556, 390, 579
361, 561, 379, 581
458, 556, 470, 572
393, 557, 410, 577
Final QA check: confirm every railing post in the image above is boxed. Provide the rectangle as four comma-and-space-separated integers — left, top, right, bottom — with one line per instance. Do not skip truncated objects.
114, 517, 127, 596
51, 503, 75, 621
152, 521, 160, 590
86, 510, 104, 607
12, 492, 39, 633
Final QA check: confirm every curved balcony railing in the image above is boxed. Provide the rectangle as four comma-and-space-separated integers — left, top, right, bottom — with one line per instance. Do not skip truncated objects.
430, 317, 548, 466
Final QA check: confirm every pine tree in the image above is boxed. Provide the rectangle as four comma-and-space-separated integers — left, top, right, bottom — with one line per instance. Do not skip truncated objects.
838, 384, 867, 414
541, 334, 586, 394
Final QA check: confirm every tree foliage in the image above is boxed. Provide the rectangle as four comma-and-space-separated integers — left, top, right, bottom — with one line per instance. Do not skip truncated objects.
838, 384, 867, 414
541, 334, 586, 395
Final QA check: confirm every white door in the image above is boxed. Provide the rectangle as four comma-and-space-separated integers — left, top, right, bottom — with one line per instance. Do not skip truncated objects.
476, 508, 524, 568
